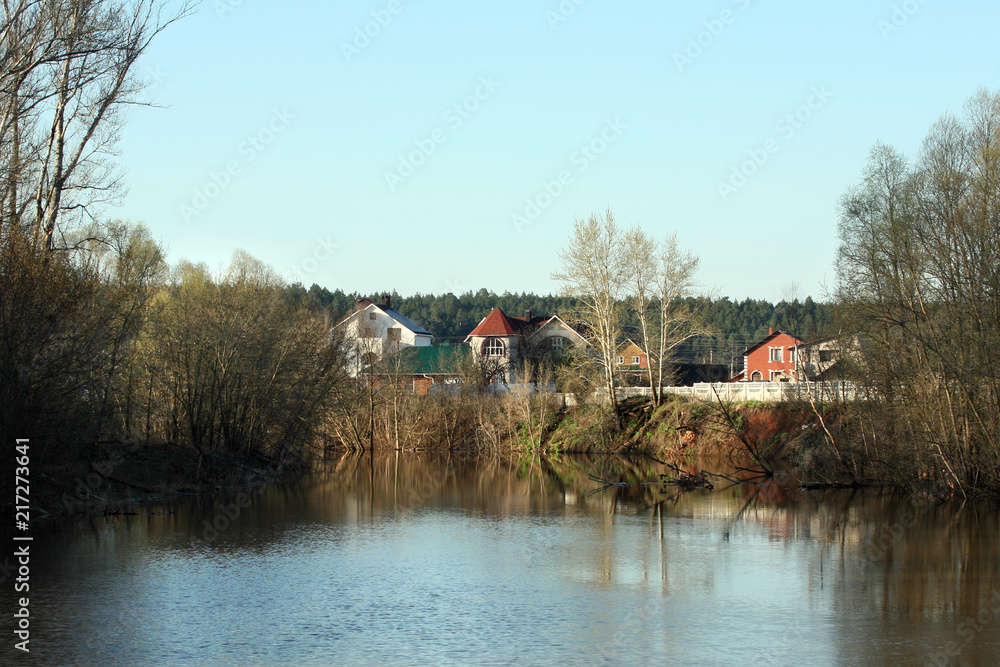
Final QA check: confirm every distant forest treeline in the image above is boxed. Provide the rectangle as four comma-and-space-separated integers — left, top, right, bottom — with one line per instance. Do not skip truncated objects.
284, 283, 838, 363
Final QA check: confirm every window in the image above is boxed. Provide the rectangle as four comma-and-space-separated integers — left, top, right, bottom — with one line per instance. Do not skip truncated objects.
482, 338, 505, 357
631, 356, 640, 365
387, 328, 401, 341
769, 347, 783, 362
770, 370, 784, 381
819, 350, 837, 363
368, 312, 376, 320
617, 356, 625, 365
550, 336, 569, 349
750, 370, 763, 381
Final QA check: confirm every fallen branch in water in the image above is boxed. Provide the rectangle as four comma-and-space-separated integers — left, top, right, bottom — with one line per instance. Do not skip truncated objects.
654, 463, 714, 489
587, 474, 632, 495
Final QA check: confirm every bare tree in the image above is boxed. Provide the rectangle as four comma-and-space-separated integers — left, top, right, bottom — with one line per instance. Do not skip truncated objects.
837, 88, 1000, 496
0, 0, 196, 249
651, 234, 701, 404
622, 225, 657, 394
552, 209, 627, 420
623, 228, 701, 405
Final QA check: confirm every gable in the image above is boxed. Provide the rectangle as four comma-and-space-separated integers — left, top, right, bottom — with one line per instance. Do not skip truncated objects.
617, 340, 645, 357
528, 316, 587, 347
338, 303, 431, 337
467, 307, 521, 337
744, 330, 804, 356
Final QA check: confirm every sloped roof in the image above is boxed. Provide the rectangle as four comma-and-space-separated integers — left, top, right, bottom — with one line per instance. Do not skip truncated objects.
743, 330, 803, 356
530, 315, 588, 346
382, 306, 431, 336
466, 307, 548, 338
617, 339, 645, 355
335, 303, 431, 336
398, 345, 467, 375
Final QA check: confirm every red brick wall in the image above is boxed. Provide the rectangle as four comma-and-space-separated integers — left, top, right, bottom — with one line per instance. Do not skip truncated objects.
745, 332, 802, 381
412, 377, 434, 396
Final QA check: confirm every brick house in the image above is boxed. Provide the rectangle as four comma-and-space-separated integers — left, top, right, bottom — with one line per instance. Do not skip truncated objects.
615, 340, 649, 386
731, 328, 805, 382
397, 344, 467, 395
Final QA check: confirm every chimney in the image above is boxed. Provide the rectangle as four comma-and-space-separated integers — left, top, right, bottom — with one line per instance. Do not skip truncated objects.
525, 309, 532, 322
768, 327, 774, 336
381, 294, 390, 309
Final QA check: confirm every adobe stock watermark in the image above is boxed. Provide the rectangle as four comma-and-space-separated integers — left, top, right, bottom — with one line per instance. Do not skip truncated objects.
396, 465, 450, 510
878, 0, 932, 40
512, 117, 627, 233
929, 587, 1000, 666
214, 0, 243, 19
59, 451, 125, 515
716, 86, 833, 202
861, 493, 935, 563
546, 0, 587, 30
287, 235, 340, 286
179, 108, 294, 224
199, 474, 270, 542
444, 277, 470, 294
340, 0, 404, 63
384, 76, 500, 192
673, 0, 752, 73
140, 64, 168, 92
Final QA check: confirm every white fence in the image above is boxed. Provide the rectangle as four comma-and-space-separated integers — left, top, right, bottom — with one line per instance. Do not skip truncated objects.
616, 381, 858, 403
429, 381, 858, 404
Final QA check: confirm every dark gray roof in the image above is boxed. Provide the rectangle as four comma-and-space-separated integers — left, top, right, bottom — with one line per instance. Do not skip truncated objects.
381, 306, 432, 336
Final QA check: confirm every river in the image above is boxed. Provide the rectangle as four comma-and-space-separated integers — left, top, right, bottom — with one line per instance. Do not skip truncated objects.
6, 451, 1000, 666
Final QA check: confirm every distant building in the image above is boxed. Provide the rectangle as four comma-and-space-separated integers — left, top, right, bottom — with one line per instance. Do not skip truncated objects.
395, 344, 468, 395
793, 334, 861, 381
615, 340, 649, 386
672, 363, 730, 385
731, 328, 805, 382
336, 295, 432, 376
464, 307, 586, 384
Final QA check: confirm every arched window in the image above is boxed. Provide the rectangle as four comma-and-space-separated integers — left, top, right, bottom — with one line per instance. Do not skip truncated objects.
750, 370, 763, 381
481, 337, 505, 357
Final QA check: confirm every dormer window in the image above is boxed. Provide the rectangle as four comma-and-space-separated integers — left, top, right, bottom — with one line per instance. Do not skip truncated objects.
481, 337, 505, 357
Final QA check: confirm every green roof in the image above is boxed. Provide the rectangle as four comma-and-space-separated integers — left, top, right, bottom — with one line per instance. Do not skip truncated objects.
398, 345, 467, 375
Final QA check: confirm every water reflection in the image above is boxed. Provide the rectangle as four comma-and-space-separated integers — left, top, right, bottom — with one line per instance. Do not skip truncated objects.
7, 451, 1000, 665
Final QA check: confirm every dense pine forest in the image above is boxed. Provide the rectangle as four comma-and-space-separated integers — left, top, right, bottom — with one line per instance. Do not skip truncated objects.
284, 283, 838, 364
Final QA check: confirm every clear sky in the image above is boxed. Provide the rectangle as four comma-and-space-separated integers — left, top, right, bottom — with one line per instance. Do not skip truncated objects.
114, 0, 1000, 302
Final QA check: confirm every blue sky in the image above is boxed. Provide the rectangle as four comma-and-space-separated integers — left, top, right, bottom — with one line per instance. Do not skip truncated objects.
115, 0, 1000, 301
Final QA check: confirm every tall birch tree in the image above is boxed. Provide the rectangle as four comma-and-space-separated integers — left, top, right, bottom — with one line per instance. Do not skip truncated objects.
552, 209, 627, 419
624, 228, 700, 406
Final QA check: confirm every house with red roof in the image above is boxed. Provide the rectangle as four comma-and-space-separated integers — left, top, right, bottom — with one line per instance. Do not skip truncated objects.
731, 328, 805, 382
464, 307, 586, 383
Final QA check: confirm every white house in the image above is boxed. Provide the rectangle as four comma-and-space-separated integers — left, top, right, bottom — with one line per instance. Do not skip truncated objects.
464, 307, 587, 383
793, 334, 862, 381
336, 295, 432, 376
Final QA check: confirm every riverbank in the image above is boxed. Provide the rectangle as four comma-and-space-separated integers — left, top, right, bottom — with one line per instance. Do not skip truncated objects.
27, 390, 960, 523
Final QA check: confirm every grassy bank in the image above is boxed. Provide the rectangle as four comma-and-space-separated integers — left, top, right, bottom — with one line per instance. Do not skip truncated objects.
32, 389, 965, 522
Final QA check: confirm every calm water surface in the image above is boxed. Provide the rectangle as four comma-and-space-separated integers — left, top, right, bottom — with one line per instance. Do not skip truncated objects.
7, 452, 1000, 666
